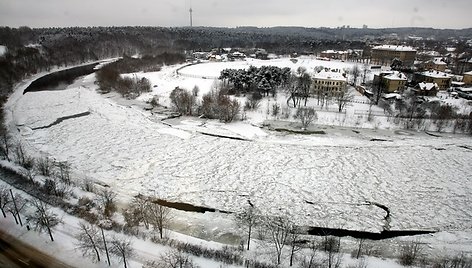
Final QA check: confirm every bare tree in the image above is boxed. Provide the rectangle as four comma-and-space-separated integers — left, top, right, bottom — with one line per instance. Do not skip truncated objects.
300, 241, 322, 268
286, 75, 302, 108
361, 64, 369, 85
147, 200, 172, 239
36, 156, 53, 177
288, 224, 302, 266
355, 238, 366, 259
75, 222, 102, 262
110, 236, 134, 268
128, 195, 151, 229
432, 104, 456, 132
295, 107, 317, 130
321, 236, 342, 268
200, 89, 240, 122
170, 87, 196, 115
146, 249, 200, 268
371, 78, 385, 105
99, 226, 111, 266
244, 92, 263, 111
192, 85, 199, 97
97, 189, 117, 218
334, 87, 353, 113
20, 167, 36, 183
235, 205, 260, 250
56, 161, 71, 185
28, 200, 61, 241
0, 186, 10, 218
297, 68, 312, 107
399, 240, 423, 266
265, 216, 291, 265
14, 142, 34, 169
0, 124, 11, 161
351, 64, 361, 86
7, 191, 27, 226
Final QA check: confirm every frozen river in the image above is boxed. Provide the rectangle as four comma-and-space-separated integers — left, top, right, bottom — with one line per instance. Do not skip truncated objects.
8, 75, 472, 234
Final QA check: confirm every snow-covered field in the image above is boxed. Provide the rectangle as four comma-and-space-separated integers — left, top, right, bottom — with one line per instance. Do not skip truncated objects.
5, 58, 472, 257
178, 57, 361, 78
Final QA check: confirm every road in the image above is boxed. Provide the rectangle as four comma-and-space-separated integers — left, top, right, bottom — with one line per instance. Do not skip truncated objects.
0, 229, 73, 268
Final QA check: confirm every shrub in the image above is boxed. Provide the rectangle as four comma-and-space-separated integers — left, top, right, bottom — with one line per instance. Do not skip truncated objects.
244, 92, 262, 111
81, 179, 95, 193
399, 240, 423, 266
36, 156, 53, 177
200, 89, 240, 122
170, 87, 195, 115
431, 253, 472, 268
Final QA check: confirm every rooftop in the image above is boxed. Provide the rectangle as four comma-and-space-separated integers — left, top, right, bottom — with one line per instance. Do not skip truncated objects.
312, 69, 347, 81
384, 71, 407, 81
432, 58, 447, 65
417, 82, 438, 91
420, 70, 453, 79
372, 45, 416, 52
321, 50, 348, 54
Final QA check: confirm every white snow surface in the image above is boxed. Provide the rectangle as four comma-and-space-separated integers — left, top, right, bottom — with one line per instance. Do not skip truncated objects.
0, 45, 6, 56
178, 56, 358, 79
7, 66, 472, 237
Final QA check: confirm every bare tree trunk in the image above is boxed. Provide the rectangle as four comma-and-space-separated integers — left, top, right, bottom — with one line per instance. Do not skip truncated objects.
247, 224, 251, 250
10, 189, 22, 226
101, 227, 111, 266
356, 238, 365, 259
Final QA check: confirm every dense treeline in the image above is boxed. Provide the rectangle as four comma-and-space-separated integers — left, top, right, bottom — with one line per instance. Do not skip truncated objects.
102, 53, 185, 74
220, 66, 291, 96
95, 54, 185, 99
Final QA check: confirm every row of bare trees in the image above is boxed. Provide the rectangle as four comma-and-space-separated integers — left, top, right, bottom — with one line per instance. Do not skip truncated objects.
0, 186, 61, 241
123, 195, 172, 239
236, 206, 344, 267
76, 222, 134, 267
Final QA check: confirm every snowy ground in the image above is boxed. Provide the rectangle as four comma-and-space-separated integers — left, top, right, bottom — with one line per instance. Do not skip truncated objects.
0, 45, 6, 56
4, 58, 472, 259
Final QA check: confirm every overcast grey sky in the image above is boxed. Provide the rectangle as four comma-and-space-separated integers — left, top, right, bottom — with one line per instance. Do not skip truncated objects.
0, 0, 470, 29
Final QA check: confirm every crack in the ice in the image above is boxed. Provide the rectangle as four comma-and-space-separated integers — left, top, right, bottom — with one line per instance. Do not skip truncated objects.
31, 111, 91, 130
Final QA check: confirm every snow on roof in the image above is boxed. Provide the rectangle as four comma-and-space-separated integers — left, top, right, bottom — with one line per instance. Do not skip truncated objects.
417, 82, 438, 91
452, 81, 465, 86
231, 52, 245, 57
384, 71, 407, 80
458, 87, 472, 92
419, 51, 441, 57
25, 43, 41, 48
322, 50, 337, 54
312, 69, 347, 81
383, 93, 402, 99
0, 45, 7, 56
432, 58, 447, 65
464, 70, 472, 76
421, 70, 453, 78
321, 50, 347, 54
372, 45, 416, 52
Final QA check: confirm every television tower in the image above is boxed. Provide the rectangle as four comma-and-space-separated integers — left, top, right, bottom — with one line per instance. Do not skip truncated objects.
189, 7, 193, 27
189, 0, 193, 27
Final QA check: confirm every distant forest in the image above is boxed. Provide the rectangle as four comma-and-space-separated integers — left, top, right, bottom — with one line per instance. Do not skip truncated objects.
1, 26, 471, 97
